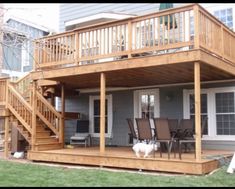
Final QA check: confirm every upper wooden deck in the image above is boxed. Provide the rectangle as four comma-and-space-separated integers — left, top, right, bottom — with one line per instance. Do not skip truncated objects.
31, 3, 235, 88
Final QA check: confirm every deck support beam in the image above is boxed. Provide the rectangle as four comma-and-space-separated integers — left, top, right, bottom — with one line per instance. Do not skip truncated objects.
4, 116, 9, 158
60, 84, 65, 146
194, 62, 201, 161
100, 73, 106, 154
32, 81, 37, 151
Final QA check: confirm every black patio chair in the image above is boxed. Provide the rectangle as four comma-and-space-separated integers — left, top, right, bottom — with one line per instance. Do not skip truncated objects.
178, 116, 208, 160
126, 118, 139, 143
168, 118, 179, 138
135, 118, 154, 143
153, 118, 177, 159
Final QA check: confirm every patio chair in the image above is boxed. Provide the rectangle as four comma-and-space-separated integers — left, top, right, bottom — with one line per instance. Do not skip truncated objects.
135, 118, 155, 143
153, 118, 177, 159
70, 120, 91, 147
126, 118, 139, 144
168, 119, 179, 138
177, 119, 194, 140
178, 116, 208, 160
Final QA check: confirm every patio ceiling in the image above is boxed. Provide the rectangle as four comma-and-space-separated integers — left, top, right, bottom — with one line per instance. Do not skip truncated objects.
51, 61, 235, 90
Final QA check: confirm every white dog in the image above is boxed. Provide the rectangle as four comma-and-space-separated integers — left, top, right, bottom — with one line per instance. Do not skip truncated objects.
132, 142, 158, 158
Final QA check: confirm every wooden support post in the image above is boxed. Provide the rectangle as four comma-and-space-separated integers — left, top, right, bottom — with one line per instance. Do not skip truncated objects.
100, 73, 106, 154
193, 4, 200, 49
60, 84, 65, 146
31, 81, 37, 151
4, 116, 9, 158
194, 62, 201, 161
51, 92, 55, 107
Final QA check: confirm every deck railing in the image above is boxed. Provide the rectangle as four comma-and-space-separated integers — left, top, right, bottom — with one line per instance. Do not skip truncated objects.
11, 73, 32, 101
33, 3, 235, 70
7, 84, 33, 133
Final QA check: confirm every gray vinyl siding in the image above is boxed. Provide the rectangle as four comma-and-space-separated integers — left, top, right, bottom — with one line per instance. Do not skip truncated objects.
57, 91, 133, 145
111, 90, 133, 146
59, 3, 185, 32
160, 86, 184, 119
56, 94, 89, 144
202, 140, 235, 150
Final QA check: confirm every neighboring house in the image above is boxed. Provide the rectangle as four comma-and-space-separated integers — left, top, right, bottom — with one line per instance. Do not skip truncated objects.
59, 3, 187, 32
201, 3, 235, 31
1, 16, 49, 79
57, 3, 235, 150
0, 4, 3, 74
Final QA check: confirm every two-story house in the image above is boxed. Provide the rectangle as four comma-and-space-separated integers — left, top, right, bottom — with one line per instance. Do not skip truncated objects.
57, 3, 235, 150
1, 3, 235, 175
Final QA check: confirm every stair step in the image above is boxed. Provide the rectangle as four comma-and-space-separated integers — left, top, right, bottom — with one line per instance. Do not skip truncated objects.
35, 142, 62, 151
36, 127, 48, 131
36, 130, 50, 133
36, 132, 51, 138
21, 130, 30, 135
36, 138, 58, 143
36, 135, 56, 139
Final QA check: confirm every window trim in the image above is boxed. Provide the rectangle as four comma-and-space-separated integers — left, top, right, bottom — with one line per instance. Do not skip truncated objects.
183, 86, 235, 141
134, 88, 160, 119
89, 94, 113, 138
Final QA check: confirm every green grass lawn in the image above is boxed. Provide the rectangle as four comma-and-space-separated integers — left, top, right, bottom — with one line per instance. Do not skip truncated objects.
0, 159, 234, 187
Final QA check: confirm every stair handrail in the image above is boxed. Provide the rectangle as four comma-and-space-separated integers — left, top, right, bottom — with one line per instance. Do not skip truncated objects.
7, 84, 33, 133
11, 73, 32, 99
36, 91, 62, 140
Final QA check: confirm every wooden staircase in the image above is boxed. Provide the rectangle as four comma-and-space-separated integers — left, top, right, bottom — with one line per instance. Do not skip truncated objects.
34, 120, 62, 151
2, 74, 63, 151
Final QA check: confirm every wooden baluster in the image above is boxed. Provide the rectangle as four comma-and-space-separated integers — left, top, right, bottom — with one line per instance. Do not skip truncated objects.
194, 4, 200, 49
167, 15, 170, 44
182, 12, 185, 43
124, 24, 126, 51
158, 17, 161, 46
178, 13, 180, 43
153, 18, 155, 47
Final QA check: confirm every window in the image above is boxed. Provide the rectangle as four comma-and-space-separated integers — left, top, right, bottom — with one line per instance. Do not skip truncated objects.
133, 89, 160, 138
134, 89, 160, 119
189, 93, 208, 135
89, 95, 113, 137
216, 92, 235, 135
184, 87, 235, 140
214, 8, 233, 30
93, 99, 108, 133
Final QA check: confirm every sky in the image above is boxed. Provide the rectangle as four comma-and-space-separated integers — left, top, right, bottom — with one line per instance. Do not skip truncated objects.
3, 3, 60, 32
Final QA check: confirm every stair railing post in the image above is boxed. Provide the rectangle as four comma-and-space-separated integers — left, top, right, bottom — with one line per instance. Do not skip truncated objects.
31, 80, 37, 150
60, 83, 65, 147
